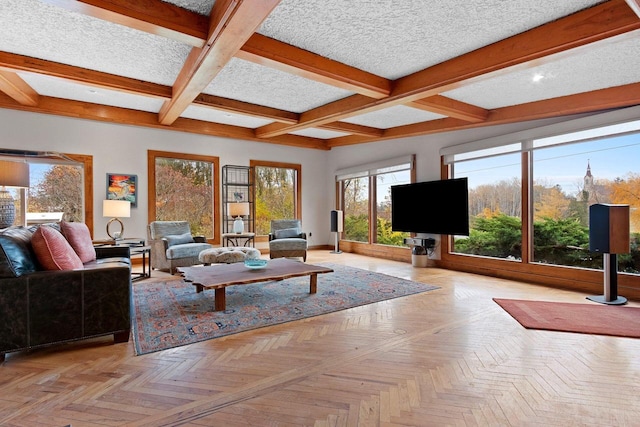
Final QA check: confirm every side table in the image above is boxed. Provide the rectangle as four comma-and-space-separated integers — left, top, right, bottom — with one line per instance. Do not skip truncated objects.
222, 232, 255, 247
93, 238, 151, 281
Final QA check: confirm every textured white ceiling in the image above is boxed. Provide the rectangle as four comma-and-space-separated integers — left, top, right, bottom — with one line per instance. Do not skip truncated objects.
182, 105, 274, 128
443, 32, 640, 109
341, 106, 445, 129
1, 0, 190, 86
203, 58, 354, 113
0, 0, 636, 144
257, 0, 606, 79
18, 72, 165, 113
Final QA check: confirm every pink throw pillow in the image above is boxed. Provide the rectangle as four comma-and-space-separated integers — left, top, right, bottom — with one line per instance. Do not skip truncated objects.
60, 221, 96, 263
32, 225, 84, 270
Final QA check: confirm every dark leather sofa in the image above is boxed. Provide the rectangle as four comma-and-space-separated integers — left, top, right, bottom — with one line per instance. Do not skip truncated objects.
0, 225, 132, 362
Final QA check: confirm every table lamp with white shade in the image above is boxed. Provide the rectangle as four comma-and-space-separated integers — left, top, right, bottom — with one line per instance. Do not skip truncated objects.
228, 202, 249, 233
0, 160, 30, 229
103, 199, 131, 240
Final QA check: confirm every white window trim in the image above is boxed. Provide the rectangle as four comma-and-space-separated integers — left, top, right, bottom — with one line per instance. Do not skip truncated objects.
441, 105, 640, 164
335, 155, 414, 181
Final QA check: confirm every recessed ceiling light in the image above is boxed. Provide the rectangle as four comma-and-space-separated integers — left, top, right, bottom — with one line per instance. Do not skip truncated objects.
532, 73, 545, 83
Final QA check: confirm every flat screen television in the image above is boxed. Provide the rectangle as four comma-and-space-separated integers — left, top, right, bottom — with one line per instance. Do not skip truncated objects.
391, 177, 469, 235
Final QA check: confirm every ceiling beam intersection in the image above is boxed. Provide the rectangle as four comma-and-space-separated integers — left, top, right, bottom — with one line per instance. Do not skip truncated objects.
158, 0, 281, 125
0, 70, 39, 106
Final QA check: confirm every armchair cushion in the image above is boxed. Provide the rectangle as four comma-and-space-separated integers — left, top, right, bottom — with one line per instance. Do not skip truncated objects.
274, 227, 302, 239
164, 232, 195, 247
60, 221, 96, 263
31, 225, 84, 271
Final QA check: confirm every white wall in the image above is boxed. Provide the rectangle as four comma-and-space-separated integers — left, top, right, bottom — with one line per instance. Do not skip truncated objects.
0, 109, 329, 243
1, 107, 579, 248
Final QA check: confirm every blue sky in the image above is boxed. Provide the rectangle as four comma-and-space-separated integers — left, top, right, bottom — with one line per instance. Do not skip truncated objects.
455, 132, 640, 197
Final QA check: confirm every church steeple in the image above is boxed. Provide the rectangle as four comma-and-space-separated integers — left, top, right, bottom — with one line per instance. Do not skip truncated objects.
584, 160, 593, 188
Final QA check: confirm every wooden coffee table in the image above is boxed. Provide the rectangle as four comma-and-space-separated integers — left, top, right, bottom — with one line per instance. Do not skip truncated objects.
177, 258, 334, 311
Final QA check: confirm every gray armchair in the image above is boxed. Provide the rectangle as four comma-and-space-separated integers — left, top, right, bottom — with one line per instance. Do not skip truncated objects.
148, 221, 213, 274
268, 219, 308, 262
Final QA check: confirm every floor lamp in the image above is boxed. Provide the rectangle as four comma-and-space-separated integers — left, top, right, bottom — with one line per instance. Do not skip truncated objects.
0, 160, 30, 229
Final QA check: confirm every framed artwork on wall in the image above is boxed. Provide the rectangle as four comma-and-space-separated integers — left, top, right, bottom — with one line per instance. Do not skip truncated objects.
106, 173, 137, 208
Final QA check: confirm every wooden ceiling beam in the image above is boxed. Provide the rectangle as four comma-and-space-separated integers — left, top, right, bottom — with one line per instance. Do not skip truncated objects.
625, 0, 640, 18
0, 70, 39, 106
237, 34, 391, 99
0, 51, 172, 99
327, 82, 640, 147
194, 94, 299, 124
0, 92, 328, 150
41, 0, 209, 47
409, 95, 489, 123
159, 0, 281, 125
318, 121, 384, 137
257, 0, 640, 138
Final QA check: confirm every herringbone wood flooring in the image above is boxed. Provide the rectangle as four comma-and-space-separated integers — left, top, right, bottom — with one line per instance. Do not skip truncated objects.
1, 251, 639, 426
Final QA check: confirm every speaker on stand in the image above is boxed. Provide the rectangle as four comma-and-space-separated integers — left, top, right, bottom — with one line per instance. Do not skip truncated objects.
587, 203, 630, 305
330, 210, 343, 254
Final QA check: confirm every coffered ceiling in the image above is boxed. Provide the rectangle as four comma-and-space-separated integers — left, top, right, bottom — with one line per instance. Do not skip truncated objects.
1, 0, 640, 150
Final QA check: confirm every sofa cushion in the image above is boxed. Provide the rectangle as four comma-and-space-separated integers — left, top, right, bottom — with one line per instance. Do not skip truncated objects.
32, 225, 84, 271
60, 221, 96, 263
274, 227, 302, 239
164, 232, 195, 247
0, 235, 38, 278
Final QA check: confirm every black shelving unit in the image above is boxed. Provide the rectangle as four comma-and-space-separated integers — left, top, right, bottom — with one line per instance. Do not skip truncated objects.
222, 165, 254, 234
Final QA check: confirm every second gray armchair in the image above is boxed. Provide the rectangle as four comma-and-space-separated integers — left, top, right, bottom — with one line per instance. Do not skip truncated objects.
268, 219, 308, 262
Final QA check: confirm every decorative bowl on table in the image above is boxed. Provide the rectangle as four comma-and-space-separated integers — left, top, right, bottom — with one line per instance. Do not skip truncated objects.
244, 259, 268, 269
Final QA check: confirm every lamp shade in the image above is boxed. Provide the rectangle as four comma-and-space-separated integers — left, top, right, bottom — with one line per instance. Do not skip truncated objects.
103, 199, 131, 218
228, 202, 250, 217
0, 160, 29, 188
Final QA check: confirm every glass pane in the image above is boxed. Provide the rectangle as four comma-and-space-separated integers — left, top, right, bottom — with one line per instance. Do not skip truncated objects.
27, 163, 84, 223
343, 177, 369, 242
155, 157, 213, 238
255, 166, 296, 235
532, 133, 640, 274
452, 153, 522, 259
376, 170, 410, 246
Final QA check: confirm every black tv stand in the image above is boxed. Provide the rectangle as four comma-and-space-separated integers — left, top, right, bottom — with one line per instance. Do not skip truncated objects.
403, 237, 435, 249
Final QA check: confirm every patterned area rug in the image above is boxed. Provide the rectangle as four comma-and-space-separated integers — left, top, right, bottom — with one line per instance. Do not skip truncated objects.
494, 298, 640, 338
132, 263, 439, 355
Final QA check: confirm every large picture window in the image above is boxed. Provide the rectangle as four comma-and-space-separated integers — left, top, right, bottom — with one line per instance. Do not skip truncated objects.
337, 155, 414, 247
250, 160, 301, 236
444, 110, 640, 280
2, 152, 93, 231
148, 150, 219, 242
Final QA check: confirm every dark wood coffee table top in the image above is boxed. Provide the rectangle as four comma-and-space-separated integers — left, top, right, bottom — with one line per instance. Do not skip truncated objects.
177, 258, 334, 311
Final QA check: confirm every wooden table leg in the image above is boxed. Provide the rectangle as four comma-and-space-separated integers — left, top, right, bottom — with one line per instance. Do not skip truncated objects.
214, 287, 226, 311
310, 273, 318, 294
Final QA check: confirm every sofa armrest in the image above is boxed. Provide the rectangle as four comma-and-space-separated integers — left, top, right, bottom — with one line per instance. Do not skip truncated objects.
95, 246, 131, 259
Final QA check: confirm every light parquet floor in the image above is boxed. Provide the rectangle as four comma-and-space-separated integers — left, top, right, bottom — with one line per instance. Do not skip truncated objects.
1, 250, 640, 426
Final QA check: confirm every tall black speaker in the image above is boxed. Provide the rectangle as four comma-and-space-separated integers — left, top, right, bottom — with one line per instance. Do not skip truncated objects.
589, 204, 630, 254
587, 203, 630, 305
330, 210, 343, 232
330, 210, 343, 253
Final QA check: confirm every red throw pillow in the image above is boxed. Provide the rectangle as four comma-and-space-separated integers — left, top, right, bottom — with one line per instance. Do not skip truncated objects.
60, 221, 96, 263
32, 225, 84, 270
